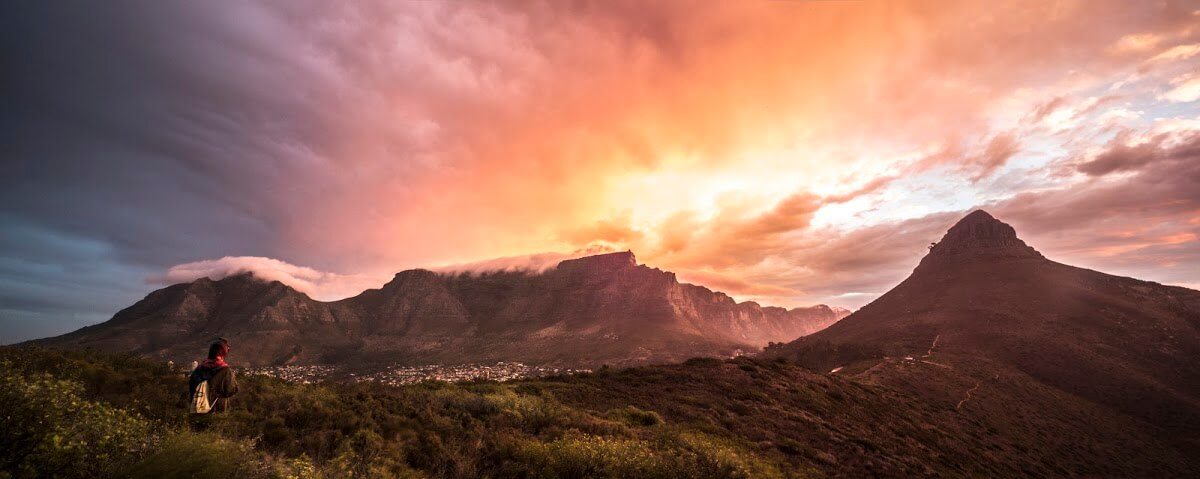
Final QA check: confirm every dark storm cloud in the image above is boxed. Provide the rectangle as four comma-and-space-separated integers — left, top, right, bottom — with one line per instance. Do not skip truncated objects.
3, 3, 285, 264
0, 3, 342, 341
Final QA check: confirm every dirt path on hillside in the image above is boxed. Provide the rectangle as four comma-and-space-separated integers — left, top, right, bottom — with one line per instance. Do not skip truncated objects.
956, 382, 981, 410
923, 334, 940, 358
956, 374, 999, 411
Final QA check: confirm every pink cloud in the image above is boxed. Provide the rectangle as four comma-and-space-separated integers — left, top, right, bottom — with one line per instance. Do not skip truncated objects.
1161, 74, 1200, 102
431, 245, 618, 275
149, 256, 386, 301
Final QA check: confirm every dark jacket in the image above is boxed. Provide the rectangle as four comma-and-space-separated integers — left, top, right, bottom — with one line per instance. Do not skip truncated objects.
188, 363, 240, 412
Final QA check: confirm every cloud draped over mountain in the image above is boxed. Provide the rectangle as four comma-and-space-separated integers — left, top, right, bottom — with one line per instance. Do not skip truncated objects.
148, 256, 384, 301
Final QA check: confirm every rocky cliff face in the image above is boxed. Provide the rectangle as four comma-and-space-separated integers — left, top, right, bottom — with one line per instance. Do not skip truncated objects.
37, 251, 845, 367
918, 209, 1043, 267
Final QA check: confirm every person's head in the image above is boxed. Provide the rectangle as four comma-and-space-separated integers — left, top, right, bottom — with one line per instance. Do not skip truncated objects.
207, 338, 230, 360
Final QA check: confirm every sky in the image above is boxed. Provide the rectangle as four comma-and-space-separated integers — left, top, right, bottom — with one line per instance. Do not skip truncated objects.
2, 1, 1199, 343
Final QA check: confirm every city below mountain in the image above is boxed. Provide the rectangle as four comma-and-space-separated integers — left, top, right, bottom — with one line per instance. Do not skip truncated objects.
35, 251, 847, 368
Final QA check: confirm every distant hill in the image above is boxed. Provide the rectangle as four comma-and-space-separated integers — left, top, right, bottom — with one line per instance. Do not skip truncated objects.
766, 210, 1200, 446
35, 251, 844, 367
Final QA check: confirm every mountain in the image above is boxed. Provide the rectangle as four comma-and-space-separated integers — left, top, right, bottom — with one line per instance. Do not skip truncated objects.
36, 251, 845, 367
17, 211, 1200, 476
766, 210, 1200, 449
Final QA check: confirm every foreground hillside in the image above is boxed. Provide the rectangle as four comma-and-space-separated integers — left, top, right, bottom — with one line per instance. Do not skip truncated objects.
35, 252, 844, 367
4, 346, 1196, 478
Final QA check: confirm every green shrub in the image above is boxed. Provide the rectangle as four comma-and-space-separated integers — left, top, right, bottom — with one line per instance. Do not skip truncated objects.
673, 432, 784, 479
608, 406, 664, 427
515, 433, 674, 478
0, 366, 152, 478
119, 430, 266, 479
327, 430, 419, 479
485, 390, 571, 434
513, 431, 782, 479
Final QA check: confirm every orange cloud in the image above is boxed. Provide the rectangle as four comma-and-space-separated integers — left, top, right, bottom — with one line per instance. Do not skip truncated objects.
159, 1, 1200, 309
675, 270, 796, 298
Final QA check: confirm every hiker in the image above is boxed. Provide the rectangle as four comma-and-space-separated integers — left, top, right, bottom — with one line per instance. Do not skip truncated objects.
188, 338, 239, 414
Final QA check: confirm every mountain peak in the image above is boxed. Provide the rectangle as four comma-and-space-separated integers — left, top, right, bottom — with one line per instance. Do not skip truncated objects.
555, 250, 637, 273
945, 210, 1016, 242
215, 271, 263, 282
921, 210, 1042, 265
957, 208, 1000, 225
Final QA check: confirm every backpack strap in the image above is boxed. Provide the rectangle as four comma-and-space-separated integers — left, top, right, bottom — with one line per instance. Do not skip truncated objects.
188, 366, 220, 396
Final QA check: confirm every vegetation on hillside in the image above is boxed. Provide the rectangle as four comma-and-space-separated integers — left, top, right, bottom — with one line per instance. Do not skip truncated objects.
2, 346, 1196, 478
0, 347, 783, 478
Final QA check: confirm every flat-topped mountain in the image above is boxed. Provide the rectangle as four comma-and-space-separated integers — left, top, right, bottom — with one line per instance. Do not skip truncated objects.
767, 210, 1200, 439
37, 251, 845, 367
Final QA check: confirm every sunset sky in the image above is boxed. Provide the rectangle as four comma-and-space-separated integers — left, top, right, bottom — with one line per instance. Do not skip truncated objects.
3, 1, 1199, 342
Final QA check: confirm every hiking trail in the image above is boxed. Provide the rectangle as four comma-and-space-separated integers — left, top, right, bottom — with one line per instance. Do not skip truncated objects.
923, 334, 940, 358
956, 374, 999, 411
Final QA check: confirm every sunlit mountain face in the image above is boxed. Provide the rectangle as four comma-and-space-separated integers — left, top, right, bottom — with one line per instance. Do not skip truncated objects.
2, 1, 1199, 342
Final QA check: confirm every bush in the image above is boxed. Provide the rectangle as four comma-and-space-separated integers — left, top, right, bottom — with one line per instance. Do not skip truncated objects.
608, 406, 664, 427
327, 429, 418, 479
119, 430, 267, 479
513, 431, 783, 479
515, 433, 675, 478
683, 357, 723, 368
0, 365, 152, 478
673, 433, 784, 479
485, 390, 572, 434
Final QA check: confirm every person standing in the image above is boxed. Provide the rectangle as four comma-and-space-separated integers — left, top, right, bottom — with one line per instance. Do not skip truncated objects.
188, 338, 239, 414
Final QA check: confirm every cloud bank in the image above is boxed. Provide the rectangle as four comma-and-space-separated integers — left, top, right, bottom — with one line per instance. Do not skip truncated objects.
150, 257, 386, 301
431, 245, 619, 275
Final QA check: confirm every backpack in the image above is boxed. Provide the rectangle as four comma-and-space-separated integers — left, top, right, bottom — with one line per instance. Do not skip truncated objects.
188, 366, 221, 414
190, 380, 213, 414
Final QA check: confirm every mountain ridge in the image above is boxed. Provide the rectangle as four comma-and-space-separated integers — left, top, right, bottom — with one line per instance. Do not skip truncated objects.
36, 251, 846, 367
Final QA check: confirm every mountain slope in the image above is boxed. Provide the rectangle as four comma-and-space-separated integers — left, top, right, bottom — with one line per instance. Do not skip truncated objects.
767, 210, 1200, 439
37, 252, 845, 367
